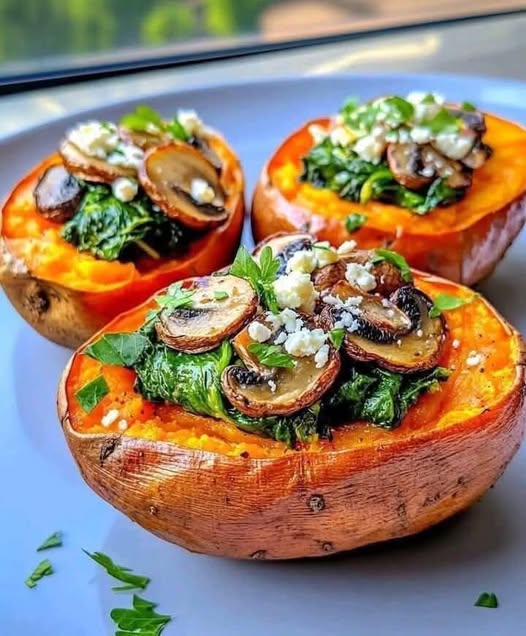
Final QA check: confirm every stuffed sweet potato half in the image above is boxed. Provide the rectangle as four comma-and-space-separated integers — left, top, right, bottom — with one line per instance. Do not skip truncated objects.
253, 93, 526, 285
58, 233, 526, 560
0, 105, 244, 348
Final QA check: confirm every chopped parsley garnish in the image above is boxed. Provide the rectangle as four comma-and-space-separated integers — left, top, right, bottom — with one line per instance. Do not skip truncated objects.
372, 248, 413, 282
345, 212, 367, 233
85, 333, 151, 367
120, 104, 188, 141
155, 282, 195, 311
75, 376, 109, 413
110, 594, 172, 635
214, 290, 229, 301
25, 559, 54, 588
83, 550, 150, 592
461, 100, 477, 112
37, 531, 63, 552
230, 245, 280, 312
429, 292, 477, 318
247, 343, 296, 369
475, 592, 499, 609
329, 328, 345, 350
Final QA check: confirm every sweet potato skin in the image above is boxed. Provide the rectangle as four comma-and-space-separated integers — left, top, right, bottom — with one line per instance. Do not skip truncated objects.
57, 274, 526, 559
0, 134, 244, 349
252, 114, 526, 285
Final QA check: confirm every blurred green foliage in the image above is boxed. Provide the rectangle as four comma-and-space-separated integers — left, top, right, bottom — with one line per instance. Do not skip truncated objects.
0, 0, 276, 64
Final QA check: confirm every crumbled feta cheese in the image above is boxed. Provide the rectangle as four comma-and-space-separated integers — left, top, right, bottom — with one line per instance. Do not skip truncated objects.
330, 126, 355, 147
313, 242, 339, 267
466, 351, 483, 367
273, 272, 318, 313
286, 249, 318, 274
337, 240, 357, 255
314, 344, 330, 369
248, 321, 272, 343
345, 263, 377, 292
68, 121, 119, 159
323, 293, 363, 310
410, 126, 433, 144
421, 166, 435, 178
334, 311, 361, 332
190, 177, 215, 204
107, 143, 144, 169
101, 409, 119, 427
308, 124, 327, 144
268, 379, 277, 393
112, 177, 138, 202
284, 327, 327, 357
353, 134, 386, 164
177, 109, 204, 136
118, 419, 128, 432
387, 309, 395, 318
273, 331, 287, 345
452, 338, 461, 349
397, 128, 411, 144
433, 132, 474, 160
416, 329, 424, 338
396, 339, 402, 347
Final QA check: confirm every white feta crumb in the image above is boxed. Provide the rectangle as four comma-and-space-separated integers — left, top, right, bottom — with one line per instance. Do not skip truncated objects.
248, 321, 272, 343
273, 272, 318, 313
452, 338, 461, 349
353, 134, 386, 164
345, 262, 377, 293
112, 177, 138, 202
284, 327, 327, 358
312, 242, 339, 267
286, 249, 318, 274
433, 132, 474, 160
387, 309, 395, 318
337, 240, 357, 255
416, 329, 424, 338
107, 143, 144, 169
118, 419, 128, 432
308, 123, 327, 144
268, 379, 277, 393
329, 126, 355, 147
466, 351, 483, 367
314, 344, 330, 369
190, 177, 215, 204
101, 409, 119, 427
396, 339, 402, 347
410, 126, 433, 144
67, 121, 119, 158
273, 331, 287, 345
177, 109, 204, 136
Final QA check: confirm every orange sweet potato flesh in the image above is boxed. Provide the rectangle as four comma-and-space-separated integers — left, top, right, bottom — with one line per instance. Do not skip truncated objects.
252, 113, 526, 285
0, 132, 244, 348
58, 272, 526, 559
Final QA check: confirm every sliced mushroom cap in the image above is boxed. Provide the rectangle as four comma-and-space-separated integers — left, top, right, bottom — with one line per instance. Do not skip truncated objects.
59, 140, 137, 183
323, 281, 413, 343
139, 142, 227, 230
221, 348, 340, 417
155, 275, 257, 353
188, 136, 222, 172
231, 316, 277, 379
344, 249, 406, 296
419, 145, 472, 189
312, 260, 347, 292
461, 140, 492, 169
387, 143, 434, 190
34, 165, 84, 223
253, 232, 314, 274
334, 286, 445, 373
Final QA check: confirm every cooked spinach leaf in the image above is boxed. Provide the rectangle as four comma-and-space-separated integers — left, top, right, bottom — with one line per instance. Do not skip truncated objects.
324, 366, 449, 429
61, 183, 185, 261
134, 340, 232, 421
301, 138, 463, 214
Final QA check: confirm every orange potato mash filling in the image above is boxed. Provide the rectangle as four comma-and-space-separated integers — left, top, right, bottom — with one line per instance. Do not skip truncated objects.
65, 273, 520, 460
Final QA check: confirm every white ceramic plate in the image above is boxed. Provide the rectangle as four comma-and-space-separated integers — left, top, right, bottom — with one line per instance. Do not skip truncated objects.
2, 74, 526, 635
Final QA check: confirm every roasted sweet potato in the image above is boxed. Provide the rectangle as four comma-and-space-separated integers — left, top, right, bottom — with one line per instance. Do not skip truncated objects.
252, 113, 526, 285
58, 272, 526, 559
0, 131, 244, 349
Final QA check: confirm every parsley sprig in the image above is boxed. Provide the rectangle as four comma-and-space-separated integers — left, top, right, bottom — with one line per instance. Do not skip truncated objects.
475, 592, 499, 609
372, 248, 413, 283
248, 343, 296, 369
120, 104, 189, 141
83, 550, 150, 592
37, 531, 63, 552
25, 559, 54, 589
230, 245, 281, 312
429, 292, 478, 318
111, 594, 172, 635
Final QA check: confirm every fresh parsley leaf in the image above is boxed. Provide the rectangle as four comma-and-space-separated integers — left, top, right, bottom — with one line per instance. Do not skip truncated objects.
379, 96, 414, 125
429, 292, 477, 318
475, 592, 499, 609
75, 376, 109, 413
110, 594, 171, 635
329, 328, 345, 350
85, 333, 150, 367
120, 104, 163, 133
166, 118, 188, 141
155, 283, 195, 310
83, 550, 150, 592
345, 213, 367, 233
422, 107, 461, 135
230, 245, 280, 313
372, 248, 413, 282
25, 559, 53, 588
213, 290, 229, 301
247, 343, 296, 369
462, 100, 477, 112
37, 531, 62, 552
